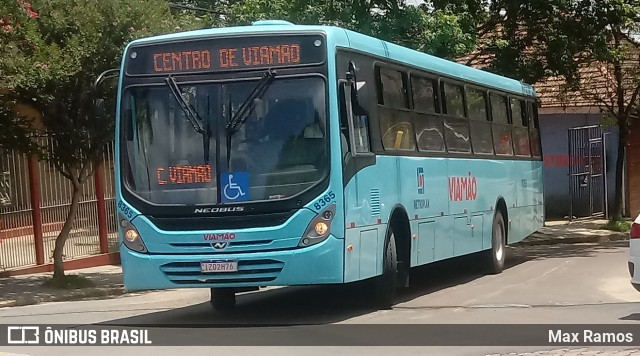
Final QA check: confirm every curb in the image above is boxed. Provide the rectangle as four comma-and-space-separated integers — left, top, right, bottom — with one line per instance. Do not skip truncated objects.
0, 287, 128, 308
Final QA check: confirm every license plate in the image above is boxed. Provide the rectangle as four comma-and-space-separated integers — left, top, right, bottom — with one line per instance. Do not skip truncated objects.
200, 260, 238, 273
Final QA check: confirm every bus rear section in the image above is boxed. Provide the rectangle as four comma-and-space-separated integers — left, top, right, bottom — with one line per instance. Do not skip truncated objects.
115, 27, 351, 308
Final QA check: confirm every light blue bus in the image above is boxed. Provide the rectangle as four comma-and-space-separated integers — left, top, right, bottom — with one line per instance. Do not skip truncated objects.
115, 20, 544, 310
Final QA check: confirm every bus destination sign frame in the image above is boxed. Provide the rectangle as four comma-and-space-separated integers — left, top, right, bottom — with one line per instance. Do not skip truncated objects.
125, 33, 326, 76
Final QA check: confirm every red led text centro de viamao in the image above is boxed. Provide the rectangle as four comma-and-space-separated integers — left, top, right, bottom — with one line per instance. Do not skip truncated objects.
153, 50, 212, 72
219, 44, 301, 68
152, 43, 301, 72
156, 164, 212, 185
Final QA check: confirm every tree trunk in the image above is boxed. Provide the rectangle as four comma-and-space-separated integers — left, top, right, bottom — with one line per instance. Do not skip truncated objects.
612, 116, 628, 221
52, 181, 82, 279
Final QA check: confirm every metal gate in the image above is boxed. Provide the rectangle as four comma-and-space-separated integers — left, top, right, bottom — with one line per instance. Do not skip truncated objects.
568, 125, 607, 219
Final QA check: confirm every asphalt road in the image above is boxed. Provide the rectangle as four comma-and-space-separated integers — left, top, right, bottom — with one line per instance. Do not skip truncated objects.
1, 241, 640, 355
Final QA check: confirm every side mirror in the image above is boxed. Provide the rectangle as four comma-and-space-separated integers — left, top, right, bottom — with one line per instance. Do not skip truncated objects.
94, 69, 120, 88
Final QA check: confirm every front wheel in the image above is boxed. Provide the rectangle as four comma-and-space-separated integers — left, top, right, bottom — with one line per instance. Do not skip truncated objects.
210, 288, 236, 311
372, 230, 398, 309
483, 212, 506, 274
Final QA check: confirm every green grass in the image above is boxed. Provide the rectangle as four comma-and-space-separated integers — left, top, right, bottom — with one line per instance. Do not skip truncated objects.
43, 275, 95, 289
599, 219, 632, 233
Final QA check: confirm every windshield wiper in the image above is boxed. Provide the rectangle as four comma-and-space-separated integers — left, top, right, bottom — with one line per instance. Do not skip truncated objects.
166, 76, 205, 134
165, 76, 212, 163
225, 70, 276, 168
226, 70, 276, 135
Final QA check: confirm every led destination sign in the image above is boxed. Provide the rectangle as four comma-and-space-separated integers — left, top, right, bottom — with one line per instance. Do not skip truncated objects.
126, 34, 325, 75
156, 164, 212, 186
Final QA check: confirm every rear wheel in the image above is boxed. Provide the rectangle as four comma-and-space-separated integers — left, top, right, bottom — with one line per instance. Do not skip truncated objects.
210, 288, 236, 311
484, 212, 506, 274
373, 229, 398, 309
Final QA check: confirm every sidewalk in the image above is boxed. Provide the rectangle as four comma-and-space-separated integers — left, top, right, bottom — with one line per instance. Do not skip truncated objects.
0, 265, 128, 308
0, 219, 630, 309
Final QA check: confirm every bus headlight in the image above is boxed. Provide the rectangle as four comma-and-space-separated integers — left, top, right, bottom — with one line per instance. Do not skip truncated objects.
300, 203, 336, 247
120, 219, 148, 253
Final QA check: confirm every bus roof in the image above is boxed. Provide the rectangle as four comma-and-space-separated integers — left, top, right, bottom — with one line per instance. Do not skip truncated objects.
127, 21, 536, 97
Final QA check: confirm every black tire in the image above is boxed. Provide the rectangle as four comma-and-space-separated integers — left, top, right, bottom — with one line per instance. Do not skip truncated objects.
373, 229, 398, 309
484, 212, 506, 274
210, 288, 236, 311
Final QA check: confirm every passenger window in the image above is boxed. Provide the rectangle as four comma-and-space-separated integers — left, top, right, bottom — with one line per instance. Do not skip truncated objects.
414, 114, 445, 152
443, 82, 465, 118
511, 98, 530, 157
511, 98, 527, 127
528, 101, 541, 157
380, 108, 416, 151
490, 94, 509, 124
412, 76, 438, 113
444, 116, 471, 153
466, 88, 488, 121
377, 67, 408, 109
490, 93, 513, 156
466, 88, 493, 155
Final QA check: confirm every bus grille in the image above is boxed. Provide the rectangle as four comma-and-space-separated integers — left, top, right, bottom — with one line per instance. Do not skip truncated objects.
159, 259, 284, 285
370, 189, 381, 216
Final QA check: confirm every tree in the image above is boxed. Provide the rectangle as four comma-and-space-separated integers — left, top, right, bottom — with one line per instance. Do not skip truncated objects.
225, 0, 478, 59
0, 0, 185, 279
565, 0, 640, 220
463, 0, 640, 220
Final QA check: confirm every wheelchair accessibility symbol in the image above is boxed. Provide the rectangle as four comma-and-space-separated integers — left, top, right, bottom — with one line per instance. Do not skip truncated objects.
221, 172, 249, 202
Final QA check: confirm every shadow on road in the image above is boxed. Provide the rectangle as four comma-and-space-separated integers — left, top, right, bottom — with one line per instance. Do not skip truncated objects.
510, 240, 627, 262
620, 313, 640, 321
98, 241, 628, 327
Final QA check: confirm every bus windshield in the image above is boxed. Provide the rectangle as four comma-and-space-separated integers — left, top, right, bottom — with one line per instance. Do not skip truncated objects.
121, 76, 328, 206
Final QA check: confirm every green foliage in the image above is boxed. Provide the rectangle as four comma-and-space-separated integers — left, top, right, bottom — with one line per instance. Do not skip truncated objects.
599, 219, 632, 233
225, 0, 478, 59
0, 0, 178, 178
459, 0, 639, 219
0, 0, 184, 277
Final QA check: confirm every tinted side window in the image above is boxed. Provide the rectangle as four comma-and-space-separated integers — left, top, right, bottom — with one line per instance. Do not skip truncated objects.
511, 98, 527, 126
412, 76, 438, 114
466, 88, 493, 154
512, 98, 530, 157
443, 82, 465, 118
444, 116, 471, 153
377, 67, 408, 109
467, 88, 488, 121
528, 101, 541, 157
490, 93, 513, 156
490, 94, 509, 124
415, 114, 445, 152
379, 108, 416, 151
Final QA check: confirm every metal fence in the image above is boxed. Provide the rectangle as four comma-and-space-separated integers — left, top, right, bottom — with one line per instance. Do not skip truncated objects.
568, 125, 607, 220
0, 142, 117, 271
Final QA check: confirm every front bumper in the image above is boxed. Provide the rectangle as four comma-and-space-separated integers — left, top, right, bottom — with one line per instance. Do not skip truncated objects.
120, 235, 344, 290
